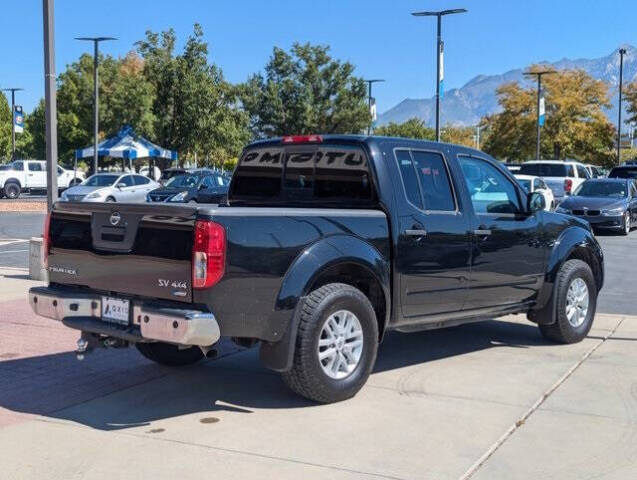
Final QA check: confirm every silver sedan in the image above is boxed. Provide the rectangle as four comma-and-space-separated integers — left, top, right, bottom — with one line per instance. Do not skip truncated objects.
60, 173, 160, 203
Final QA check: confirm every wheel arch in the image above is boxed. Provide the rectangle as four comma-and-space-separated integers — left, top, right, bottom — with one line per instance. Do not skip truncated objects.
260, 235, 391, 372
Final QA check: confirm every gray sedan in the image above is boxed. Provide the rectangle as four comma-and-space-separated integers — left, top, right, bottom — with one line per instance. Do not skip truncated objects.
555, 178, 637, 235
60, 173, 160, 203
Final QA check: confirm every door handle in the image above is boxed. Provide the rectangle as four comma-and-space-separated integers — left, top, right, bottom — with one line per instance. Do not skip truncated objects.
405, 229, 427, 237
473, 229, 492, 236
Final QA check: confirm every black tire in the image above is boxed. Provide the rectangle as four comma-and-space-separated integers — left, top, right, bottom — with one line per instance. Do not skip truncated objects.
620, 212, 630, 236
282, 283, 379, 403
105, 196, 116, 202
4, 182, 20, 199
539, 259, 597, 344
135, 342, 204, 366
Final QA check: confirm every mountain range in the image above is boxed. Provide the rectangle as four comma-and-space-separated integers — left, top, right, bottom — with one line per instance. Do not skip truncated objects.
377, 45, 637, 128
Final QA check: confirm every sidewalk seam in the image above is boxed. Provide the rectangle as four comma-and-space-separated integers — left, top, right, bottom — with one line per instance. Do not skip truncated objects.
458, 317, 625, 480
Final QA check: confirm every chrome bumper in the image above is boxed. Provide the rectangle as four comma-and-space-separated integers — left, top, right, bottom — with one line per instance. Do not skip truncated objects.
28, 286, 220, 347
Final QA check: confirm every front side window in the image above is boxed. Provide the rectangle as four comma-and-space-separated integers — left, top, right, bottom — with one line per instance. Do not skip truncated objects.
459, 157, 521, 214
28, 162, 43, 172
576, 165, 590, 179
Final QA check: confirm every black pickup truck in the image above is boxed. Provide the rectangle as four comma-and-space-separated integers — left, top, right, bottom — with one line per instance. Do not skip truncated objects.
29, 135, 604, 403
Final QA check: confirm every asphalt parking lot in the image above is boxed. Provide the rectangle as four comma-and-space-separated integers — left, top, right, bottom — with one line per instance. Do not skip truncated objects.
0, 213, 636, 479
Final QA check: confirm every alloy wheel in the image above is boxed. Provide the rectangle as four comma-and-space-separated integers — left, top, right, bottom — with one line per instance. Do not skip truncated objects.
317, 309, 364, 380
565, 277, 589, 328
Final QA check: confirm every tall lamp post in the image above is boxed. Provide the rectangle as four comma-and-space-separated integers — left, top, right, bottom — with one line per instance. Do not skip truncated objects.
617, 48, 627, 164
43, 0, 58, 209
74, 36, 116, 174
523, 69, 556, 160
2, 87, 24, 160
412, 8, 467, 142
364, 79, 385, 135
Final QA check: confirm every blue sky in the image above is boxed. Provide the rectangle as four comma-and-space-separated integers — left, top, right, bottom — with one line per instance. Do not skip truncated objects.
1, 0, 636, 115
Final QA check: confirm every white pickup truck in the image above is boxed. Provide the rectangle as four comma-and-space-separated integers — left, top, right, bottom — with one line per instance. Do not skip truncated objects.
0, 160, 85, 199
518, 160, 591, 204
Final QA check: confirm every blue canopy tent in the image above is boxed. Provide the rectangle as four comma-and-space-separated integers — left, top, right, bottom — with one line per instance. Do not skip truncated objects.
75, 126, 177, 177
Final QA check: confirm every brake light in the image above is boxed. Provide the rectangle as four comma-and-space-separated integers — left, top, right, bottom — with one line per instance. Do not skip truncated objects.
43, 211, 52, 269
564, 179, 573, 194
281, 135, 323, 144
192, 220, 226, 289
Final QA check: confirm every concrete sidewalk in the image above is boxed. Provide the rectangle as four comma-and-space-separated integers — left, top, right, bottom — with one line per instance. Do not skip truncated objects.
0, 271, 635, 479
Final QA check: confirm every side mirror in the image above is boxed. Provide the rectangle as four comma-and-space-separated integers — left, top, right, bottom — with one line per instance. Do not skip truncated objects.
198, 183, 207, 191
527, 191, 545, 213
116, 183, 124, 190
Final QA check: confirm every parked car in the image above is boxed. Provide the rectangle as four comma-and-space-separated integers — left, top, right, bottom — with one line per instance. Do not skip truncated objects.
0, 160, 85, 199
504, 162, 522, 173
30, 135, 604, 403
146, 170, 229, 203
608, 165, 637, 180
518, 160, 590, 203
60, 172, 159, 203
514, 174, 555, 210
555, 178, 637, 235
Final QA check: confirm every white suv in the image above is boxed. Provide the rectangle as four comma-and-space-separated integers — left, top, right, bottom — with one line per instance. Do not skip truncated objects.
0, 160, 85, 199
518, 160, 591, 203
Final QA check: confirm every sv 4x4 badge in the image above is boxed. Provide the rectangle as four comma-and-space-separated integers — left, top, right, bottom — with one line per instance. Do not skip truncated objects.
158, 278, 188, 297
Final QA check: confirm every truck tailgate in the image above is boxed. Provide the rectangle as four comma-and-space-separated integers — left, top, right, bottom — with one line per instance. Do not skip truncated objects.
48, 202, 197, 302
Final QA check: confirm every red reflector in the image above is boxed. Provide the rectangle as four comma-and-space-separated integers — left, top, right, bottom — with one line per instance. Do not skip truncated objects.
192, 220, 226, 289
43, 211, 52, 269
564, 178, 573, 193
281, 135, 323, 144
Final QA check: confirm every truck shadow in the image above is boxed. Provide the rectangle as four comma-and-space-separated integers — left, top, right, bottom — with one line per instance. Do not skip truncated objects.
0, 319, 554, 431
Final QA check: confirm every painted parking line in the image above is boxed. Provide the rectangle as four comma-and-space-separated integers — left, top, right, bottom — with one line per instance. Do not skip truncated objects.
0, 250, 29, 255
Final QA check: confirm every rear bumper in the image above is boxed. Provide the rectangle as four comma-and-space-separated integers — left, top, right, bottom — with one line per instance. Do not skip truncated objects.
28, 286, 220, 347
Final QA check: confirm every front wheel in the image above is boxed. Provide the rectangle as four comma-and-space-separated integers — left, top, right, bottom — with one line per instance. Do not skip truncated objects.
4, 183, 20, 199
136, 342, 204, 366
282, 283, 378, 403
620, 212, 630, 236
105, 196, 116, 202
539, 259, 597, 344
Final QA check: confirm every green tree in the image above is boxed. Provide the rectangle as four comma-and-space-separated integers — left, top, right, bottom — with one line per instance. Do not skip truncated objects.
374, 118, 435, 139
483, 67, 615, 166
241, 42, 370, 137
137, 24, 250, 164
0, 92, 11, 161
441, 125, 477, 148
625, 81, 637, 125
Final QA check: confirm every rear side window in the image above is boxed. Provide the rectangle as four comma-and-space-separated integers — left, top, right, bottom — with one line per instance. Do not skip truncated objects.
230, 144, 374, 206
134, 176, 150, 185
519, 163, 570, 177
395, 150, 455, 211
11, 161, 24, 171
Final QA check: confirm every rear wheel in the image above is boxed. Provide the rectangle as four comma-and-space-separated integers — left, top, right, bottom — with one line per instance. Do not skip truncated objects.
105, 196, 116, 202
538, 259, 596, 344
282, 283, 378, 403
4, 183, 20, 199
136, 342, 204, 366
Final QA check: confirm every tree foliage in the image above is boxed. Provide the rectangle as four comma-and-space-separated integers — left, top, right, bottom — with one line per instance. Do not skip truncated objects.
373, 118, 434, 139
241, 43, 370, 137
625, 81, 637, 126
483, 67, 615, 166
0, 93, 11, 161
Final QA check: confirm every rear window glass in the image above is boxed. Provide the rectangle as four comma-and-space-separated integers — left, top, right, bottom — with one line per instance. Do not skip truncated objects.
519, 163, 572, 177
230, 145, 374, 206
609, 168, 637, 179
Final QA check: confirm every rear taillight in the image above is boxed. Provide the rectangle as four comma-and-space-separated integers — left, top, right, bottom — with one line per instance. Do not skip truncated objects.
564, 179, 573, 194
192, 220, 226, 289
281, 135, 323, 144
43, 211, 52, 269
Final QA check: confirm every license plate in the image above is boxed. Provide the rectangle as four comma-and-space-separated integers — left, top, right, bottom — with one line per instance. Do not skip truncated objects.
101, 296, 130, 325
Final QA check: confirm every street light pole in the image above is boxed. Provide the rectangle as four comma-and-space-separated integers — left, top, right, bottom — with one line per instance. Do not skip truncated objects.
364, 79, 385, 135
74, 36, 116, 174
2, 87, 24, 160
617, 48, 627, 164
523, 70, 556, 160
412, 8, 467, 142
43, 0, 58, 210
